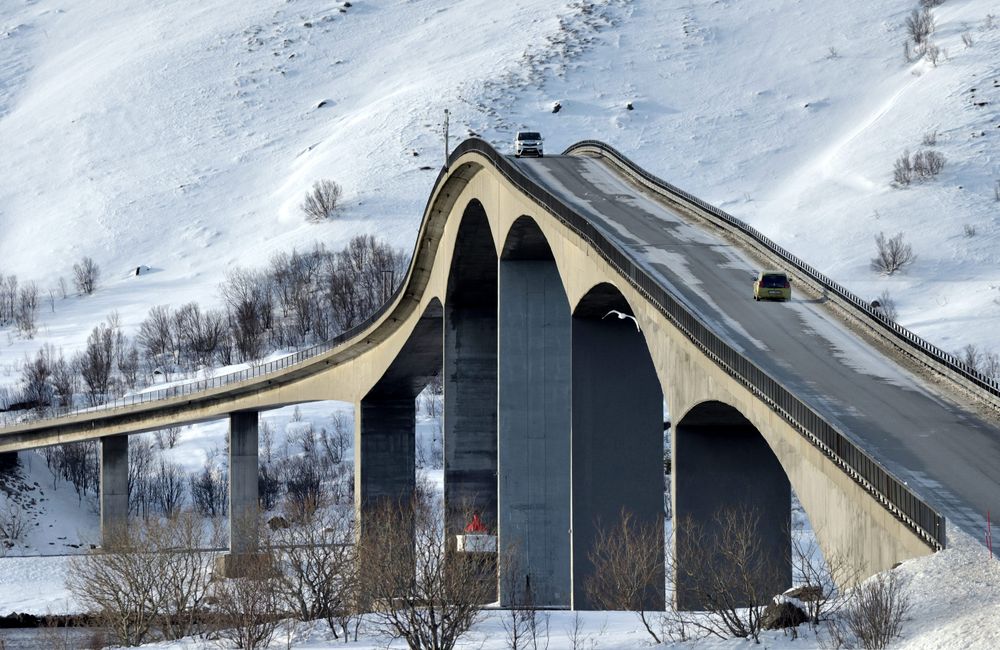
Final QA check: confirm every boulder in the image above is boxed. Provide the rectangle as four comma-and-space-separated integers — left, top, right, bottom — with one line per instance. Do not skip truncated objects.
761, 599, 809, 630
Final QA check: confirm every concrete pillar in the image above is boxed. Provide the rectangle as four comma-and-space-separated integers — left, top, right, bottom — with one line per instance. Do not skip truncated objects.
674, 402, 791, 610
355, 396, 416, 521
444, 302, 498, 543
498, 259, 571, 607
571, 315, 664, 610
217, 411, 260, 576
99, 435, 128, 544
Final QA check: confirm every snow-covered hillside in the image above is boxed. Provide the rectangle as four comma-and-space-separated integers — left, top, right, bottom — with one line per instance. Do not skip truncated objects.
2, 0, 1000, 647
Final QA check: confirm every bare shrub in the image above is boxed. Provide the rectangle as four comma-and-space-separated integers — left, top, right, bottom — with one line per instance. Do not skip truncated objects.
273, 508, 361, 641
962, 31, 974, 47
892, 150, 912, 186
359, 491, 492, 650
77, 322, 115, 406
301, 179, 343, 222
958, 343, 982, 371
501, 544, 551, 650
920, 0, 945, 7
20, 345, 53, 410
67, 519, 214, 647
790, 533, 860, 627
843, 570, 911, 649
870, 232, 915, 275
50, 352, 77, 408
963, 223, 977, 237
585, 509, 664, 643
675, 507, 785, 643
994, 179, 999, 202
152, 459, 187, 517
913, 150, 945, 178
921, 129, 937, 146
871, 290, 898, 322
906, 8, 935, 45
221, 268, 273, 362
210, 553, 283, 650
0, 501, 29, 547
72, 256, 100, 295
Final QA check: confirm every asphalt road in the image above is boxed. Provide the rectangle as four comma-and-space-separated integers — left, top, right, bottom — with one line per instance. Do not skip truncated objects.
514, 154, 1000, 540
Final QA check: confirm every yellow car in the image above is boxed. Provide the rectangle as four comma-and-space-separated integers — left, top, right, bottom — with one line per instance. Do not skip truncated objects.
753, 270, 791, 302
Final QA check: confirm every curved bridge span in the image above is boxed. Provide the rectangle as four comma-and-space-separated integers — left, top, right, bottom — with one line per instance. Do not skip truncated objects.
5, 139, 1000, 609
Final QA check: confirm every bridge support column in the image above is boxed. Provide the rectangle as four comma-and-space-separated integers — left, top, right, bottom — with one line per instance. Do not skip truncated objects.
99, 435, 128, 544
570, 313, 664, 610
498, 259, 571, 607
218, 411, 260, 577
356, 396, 416, 524
674, 402, 791, 610
445, 302, 498, 597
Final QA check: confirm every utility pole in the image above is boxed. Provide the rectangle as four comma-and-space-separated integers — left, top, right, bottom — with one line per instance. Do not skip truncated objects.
443, 108, 450, 168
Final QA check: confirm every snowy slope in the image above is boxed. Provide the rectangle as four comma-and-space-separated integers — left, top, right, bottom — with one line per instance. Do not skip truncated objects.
2, 0, 1000, 647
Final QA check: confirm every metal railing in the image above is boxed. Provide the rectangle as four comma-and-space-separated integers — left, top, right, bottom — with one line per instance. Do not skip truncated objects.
1, 138, 946, 550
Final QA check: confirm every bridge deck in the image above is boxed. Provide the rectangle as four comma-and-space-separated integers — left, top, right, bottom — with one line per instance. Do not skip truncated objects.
515, 154, 1000, 539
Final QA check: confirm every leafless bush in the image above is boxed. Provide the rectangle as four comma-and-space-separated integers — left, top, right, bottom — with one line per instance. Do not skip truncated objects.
790, 534, 860, 627
273, 508, 361, 641
674, 507, 785, 643
359, 491, 493, 650
921, 129, 937, 146
963, 223, 977, 237
926, 41, 942, 65
994, 179, 1000, 202
958, 343, 983, 371
301, 179, 343, 222
72, 256, 100, 295
68, 516, 218, 646
871, 290, 898, 322
870, 232, 915, 275
501, 544, 551, 650
962, 31, 974, 47
210, 553, 283, 650
892, 150, 912, 186
153, 459, 187, 517
0, 501, 29, 547
920, 0, 944, 7
0, 274, 17, 326
843, 570, 911, 649
906, 8, 935, 45
585, 509, 664, 643
190, 460, 228, 518
222, 268, 273, 362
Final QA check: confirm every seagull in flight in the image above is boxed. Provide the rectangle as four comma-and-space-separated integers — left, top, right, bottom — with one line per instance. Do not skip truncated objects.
602, 309, 640, 332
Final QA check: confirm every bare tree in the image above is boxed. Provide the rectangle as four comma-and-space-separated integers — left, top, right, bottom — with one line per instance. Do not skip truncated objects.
153, 459, 187, 517
359, 490, 493, 650
870, 232, 915, 275
892, 150, 913, 186
912, 149, 945, 178
72, 256, 100, 295
15, 282, 39, 337
790, 533, 860, 627
843, 570, 911, 649
301, 179, 343, 222
77, 323, 115, 405
585, 509, 664, 643
20, 345, 53, 410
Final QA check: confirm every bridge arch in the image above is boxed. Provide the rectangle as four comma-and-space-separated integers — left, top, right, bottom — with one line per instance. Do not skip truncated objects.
443, 199, 498, 568
673, 399, 791, 609
570, 282, 664, 610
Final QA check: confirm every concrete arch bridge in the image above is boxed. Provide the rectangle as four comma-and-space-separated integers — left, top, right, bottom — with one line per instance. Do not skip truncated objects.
5, 138, 1000, 610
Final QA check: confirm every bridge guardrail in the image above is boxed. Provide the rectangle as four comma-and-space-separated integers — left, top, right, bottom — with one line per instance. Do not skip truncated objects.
449, 138, 945, 550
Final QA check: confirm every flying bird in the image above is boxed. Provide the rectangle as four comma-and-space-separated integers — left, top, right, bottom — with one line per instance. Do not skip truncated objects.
602, 309, 640, 332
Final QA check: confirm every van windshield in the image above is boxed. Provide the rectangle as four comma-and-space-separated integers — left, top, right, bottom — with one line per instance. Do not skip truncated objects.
517, 132, 541, 140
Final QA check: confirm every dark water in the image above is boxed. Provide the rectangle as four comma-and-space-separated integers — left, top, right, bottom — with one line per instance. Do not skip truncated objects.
0, 627, 102, 649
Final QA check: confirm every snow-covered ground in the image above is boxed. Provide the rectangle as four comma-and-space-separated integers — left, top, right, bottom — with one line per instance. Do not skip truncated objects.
2, 0, 1000, 647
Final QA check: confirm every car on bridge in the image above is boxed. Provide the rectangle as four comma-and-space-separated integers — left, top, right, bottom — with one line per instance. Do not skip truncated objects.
514, 131, 544, 157
753, 270, 791, 302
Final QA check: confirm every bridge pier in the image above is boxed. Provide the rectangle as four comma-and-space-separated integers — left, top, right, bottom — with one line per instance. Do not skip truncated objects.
218, 411, 260, 577
356, 396, 417, 520
570, 299, 664, 610
99, 435, 128, 544
673, 401, 791, 610
498, 257, 572, 608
